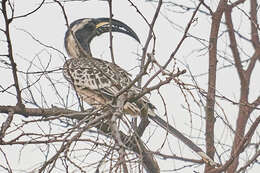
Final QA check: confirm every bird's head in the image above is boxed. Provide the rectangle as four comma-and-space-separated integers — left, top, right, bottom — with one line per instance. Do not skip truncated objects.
64, 18, 140, 58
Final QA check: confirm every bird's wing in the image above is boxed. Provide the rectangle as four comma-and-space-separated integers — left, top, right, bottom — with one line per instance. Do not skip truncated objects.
63, 58, 122, 96
63, 57, 152, 111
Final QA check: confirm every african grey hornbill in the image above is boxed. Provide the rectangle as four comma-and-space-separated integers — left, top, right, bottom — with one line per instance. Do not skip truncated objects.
62, 17, 218, 167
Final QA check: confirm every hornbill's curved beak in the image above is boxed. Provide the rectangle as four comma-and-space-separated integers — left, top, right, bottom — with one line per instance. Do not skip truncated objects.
65, 17, 140, 57
93, 18, 140, 43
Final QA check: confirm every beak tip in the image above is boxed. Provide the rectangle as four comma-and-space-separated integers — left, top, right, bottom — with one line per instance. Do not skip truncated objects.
96, 18, 141, 44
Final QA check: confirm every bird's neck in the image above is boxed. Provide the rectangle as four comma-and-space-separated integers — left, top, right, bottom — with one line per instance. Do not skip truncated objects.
65, 32, 92, 58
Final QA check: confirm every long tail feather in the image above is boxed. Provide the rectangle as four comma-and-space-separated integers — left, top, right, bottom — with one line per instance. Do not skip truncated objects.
148, 114, 219, 167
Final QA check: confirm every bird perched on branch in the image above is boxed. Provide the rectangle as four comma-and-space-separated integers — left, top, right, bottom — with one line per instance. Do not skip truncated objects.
62, 17, 218, 167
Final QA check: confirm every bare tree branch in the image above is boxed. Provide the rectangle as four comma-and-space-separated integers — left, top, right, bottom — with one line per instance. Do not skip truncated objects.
1, 0, 24, 108
225, 5, 245, 81
205, 1, 228, 172
209, 115, 260, 173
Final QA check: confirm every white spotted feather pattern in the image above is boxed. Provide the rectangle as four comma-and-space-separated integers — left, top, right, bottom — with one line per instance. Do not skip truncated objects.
63, 57, 156, 116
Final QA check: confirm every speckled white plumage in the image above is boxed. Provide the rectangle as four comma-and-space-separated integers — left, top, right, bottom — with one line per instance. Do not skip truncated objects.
63, 56, 155, 116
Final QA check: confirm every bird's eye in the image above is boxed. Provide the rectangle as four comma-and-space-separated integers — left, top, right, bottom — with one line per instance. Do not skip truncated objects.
84, 23, 95, 31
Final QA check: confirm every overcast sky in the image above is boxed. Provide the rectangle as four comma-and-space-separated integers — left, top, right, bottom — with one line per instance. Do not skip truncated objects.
0, 0, 259, 172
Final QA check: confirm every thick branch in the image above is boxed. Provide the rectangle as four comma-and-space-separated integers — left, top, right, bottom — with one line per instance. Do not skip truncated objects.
205, 1, 227, 172
225, 6, 245, 80
225, 2, 259, 172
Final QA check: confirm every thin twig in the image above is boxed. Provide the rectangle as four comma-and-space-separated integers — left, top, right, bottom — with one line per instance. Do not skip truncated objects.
108, 0, 115, 64
2, 0, 24, 107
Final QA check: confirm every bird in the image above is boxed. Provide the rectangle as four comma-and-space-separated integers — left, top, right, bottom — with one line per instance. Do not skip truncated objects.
62, 17, 218, 167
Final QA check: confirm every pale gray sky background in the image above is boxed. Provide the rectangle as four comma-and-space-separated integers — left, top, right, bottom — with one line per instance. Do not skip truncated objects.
0, 0, 259, 172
